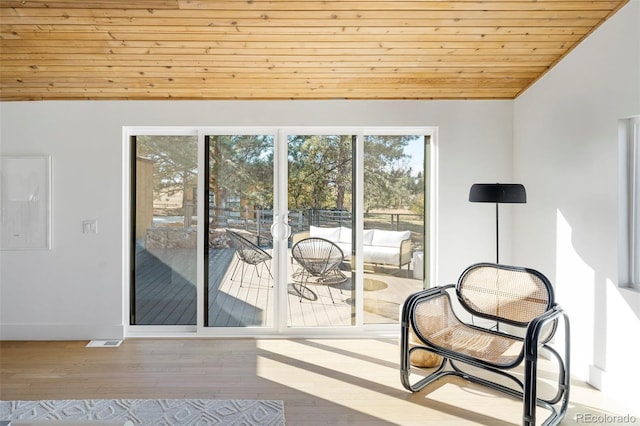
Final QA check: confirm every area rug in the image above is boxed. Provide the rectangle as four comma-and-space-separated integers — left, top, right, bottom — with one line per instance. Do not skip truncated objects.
0, 399, 285, 425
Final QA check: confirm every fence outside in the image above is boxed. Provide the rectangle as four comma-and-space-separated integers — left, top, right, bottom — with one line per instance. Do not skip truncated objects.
208, 208, 423, 249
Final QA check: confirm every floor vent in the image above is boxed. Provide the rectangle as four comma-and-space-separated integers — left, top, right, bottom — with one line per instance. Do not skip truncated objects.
86, 340, 123, 348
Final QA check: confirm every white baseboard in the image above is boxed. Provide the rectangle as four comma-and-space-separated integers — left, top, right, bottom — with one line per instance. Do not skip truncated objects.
588, 364, 605, 390
0, 323, 125, 341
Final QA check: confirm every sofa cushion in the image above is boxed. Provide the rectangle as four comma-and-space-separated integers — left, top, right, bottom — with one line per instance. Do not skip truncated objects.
334, 242, 351, 258
338, 227, 352, 244
363, 229, 374, 245
370, 229, 411, 248
305, 227, 409, 266
309, 225, 341, 242
363, 246, 401, 265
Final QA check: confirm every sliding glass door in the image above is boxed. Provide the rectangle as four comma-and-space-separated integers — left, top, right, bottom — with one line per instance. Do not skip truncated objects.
128, 127, 432, 335
286, 133, 355, 327
130, 135, 198, 325
362, 134, 428, 325
205, 134, 275, 328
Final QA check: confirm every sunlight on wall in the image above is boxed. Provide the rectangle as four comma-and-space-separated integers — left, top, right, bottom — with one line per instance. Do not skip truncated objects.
557, 210, 640, 414
598, 280, 640, 411
555, 210, 595, 380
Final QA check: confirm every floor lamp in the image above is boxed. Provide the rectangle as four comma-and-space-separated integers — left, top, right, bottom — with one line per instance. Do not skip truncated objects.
469, 183, 527, 264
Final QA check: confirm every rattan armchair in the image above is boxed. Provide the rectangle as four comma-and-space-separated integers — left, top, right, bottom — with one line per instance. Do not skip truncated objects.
400, 263, 570, 426
226, 229, 273, 287
291, 237, 347, 303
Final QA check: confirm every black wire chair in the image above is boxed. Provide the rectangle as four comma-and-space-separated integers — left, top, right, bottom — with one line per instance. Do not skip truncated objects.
291, 237, 346, 303
226, 229, 273, 287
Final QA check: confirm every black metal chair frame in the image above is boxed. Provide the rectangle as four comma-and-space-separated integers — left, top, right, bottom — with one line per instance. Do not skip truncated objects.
400, 263, 570, 426
226, 229, 273, 287
291, 237, 347, 303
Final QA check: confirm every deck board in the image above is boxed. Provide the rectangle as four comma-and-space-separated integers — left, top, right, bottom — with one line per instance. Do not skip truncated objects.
133, 246, 421, 328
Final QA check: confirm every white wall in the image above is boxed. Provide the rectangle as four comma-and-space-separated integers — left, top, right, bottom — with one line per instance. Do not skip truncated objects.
514, 0, 640, 409
0, 100, 513, 340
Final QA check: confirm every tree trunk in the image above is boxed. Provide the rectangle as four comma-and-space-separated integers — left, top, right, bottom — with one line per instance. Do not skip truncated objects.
335, 135, 351, 210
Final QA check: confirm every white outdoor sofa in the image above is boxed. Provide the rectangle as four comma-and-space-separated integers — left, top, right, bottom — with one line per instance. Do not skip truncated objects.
293, 225, 412, 269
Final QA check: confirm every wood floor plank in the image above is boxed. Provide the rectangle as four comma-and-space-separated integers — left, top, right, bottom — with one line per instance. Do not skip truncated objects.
1, 339, 635, 425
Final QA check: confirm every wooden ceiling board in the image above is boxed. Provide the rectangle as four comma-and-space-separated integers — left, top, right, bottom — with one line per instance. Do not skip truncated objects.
0, 0, 630, 101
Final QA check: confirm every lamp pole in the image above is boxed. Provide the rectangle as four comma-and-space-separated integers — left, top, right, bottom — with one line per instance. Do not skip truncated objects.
495, 202, 500, 264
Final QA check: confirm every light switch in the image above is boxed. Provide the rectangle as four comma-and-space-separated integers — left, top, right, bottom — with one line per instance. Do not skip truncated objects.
83, 219, 98, 234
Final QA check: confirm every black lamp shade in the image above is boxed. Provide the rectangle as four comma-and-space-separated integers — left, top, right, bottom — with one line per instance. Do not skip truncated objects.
469, 183, 527, 204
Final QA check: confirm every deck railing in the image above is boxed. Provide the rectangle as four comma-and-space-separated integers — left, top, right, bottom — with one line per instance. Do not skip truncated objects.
207, 208, 423, 248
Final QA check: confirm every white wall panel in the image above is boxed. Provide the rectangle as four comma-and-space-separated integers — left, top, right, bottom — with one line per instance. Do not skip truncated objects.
514, 0, 640, 409
0, 100, 513, 339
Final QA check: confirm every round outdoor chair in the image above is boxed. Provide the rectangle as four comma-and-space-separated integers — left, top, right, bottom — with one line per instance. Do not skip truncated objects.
291, 237, 347, 303
226, 229, 273, 287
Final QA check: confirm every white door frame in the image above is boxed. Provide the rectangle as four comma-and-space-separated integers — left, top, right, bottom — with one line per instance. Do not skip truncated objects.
124, 126, 438, 338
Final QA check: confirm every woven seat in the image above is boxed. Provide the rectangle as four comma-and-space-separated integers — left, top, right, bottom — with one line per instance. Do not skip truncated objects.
406, 301, 522, 368
291, 237, 347, 303
400, 263, 570, 426
226, 229, 272, 287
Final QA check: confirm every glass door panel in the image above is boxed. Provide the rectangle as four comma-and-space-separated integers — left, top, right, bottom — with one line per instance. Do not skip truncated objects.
287, 134, 355, 327
129, 127, 431, 334
131, 135, 198, 325
363, 135, 428, 324
205, 135, 275, 327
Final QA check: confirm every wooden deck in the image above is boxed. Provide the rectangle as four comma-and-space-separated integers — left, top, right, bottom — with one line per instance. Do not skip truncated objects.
133, 246, 422, 328
133, 246, 198, 325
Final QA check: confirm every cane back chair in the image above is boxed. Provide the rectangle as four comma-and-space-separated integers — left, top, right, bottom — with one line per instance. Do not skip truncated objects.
400, 263, 570, 426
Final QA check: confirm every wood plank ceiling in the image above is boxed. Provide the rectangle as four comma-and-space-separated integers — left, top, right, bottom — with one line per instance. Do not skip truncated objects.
0, 0, 629, 101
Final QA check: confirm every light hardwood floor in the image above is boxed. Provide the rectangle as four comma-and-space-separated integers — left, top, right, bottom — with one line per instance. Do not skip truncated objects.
0, 339, 634, 425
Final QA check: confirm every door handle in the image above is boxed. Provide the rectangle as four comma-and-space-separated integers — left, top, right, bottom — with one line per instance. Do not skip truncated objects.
270, 221, 280, 240
270, 215, 292, 241
283, 222, 292, 239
